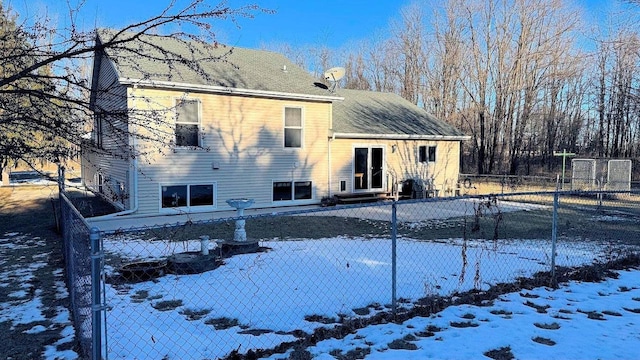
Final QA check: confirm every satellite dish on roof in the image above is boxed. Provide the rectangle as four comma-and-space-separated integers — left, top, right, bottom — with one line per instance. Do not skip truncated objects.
324, 67, 345, 82
323, 66, 345, 93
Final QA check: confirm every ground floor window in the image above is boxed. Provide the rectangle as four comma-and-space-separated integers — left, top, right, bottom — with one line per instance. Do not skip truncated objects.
161, 184, 215, 209
273, 181, 312, 202
419, 145, 437, 163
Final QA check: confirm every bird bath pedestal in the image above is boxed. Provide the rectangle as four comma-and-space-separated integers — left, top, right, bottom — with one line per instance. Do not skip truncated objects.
223, 198, 259, 254
226, 198, 254, 241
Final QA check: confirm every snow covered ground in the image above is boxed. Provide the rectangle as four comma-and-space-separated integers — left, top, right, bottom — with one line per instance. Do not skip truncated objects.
1, 227, 638, 359
99, 234, 640, 359
0, 233, 78, 359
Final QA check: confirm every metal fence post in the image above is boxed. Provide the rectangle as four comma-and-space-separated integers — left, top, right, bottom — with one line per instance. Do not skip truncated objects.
391, 201, 398, 318
90, 227, 103, 360
550, 190, 559, 288
57, 164, 65, 193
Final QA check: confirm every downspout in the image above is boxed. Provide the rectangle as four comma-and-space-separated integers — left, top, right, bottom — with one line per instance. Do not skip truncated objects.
89, 85, 139, 220
328, 105, 335, 198
328, 135, 333, 198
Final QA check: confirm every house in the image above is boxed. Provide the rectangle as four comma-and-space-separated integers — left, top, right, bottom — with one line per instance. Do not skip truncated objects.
82, 30, 468, 217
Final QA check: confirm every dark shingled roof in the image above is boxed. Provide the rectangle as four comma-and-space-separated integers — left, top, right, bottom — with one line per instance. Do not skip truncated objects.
97, 29, 334, 98
332, 89, 466, 138
96, 30, 466, 139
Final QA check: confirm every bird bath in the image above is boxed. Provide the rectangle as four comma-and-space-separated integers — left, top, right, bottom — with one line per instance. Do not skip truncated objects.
226, 198, 255, 242
223, 198, 259, 253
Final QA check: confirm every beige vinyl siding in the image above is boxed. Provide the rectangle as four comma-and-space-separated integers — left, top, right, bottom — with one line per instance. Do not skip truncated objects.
330, 138, 461, 195
83, 53, 132, 209
132, 88, 332, 215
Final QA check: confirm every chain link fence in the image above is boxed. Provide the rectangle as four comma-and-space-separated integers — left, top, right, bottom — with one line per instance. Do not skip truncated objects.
60, 189, 640, 359
59, 191, 94, 359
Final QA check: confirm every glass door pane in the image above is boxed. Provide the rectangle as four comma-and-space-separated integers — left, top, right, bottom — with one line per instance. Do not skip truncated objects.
354, 148, 368, 190
371, 147, 383, 189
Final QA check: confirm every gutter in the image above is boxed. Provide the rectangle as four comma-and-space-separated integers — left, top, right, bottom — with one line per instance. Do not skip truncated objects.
332, 133, 471, 141
119, 78, 344, 103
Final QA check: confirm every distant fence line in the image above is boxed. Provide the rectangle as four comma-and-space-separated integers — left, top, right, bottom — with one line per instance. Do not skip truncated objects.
459, 173, 640, 191
59, 189, 640, 359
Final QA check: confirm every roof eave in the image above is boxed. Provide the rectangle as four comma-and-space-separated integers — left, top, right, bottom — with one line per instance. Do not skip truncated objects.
332, 133, 471, 141
120, 78, 344, 102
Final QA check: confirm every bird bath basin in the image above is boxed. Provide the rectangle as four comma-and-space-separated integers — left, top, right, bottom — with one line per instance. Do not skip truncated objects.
226, 198, 255, 211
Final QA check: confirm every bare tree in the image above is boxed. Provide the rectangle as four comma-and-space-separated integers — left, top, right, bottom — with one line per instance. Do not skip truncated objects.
427, 0, 583, 174
343, 52, 371, 90
591, 28, 640, 158
0, 1, 267, 178
389, 3, 428, 105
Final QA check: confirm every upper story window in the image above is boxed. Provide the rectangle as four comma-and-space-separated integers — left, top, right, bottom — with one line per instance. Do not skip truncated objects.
175, 98, 200, 147
419, 145, 437, 163
284, 107, 303, 148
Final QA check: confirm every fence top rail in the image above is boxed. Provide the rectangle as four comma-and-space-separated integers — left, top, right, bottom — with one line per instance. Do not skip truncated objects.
93, 189, 640, 236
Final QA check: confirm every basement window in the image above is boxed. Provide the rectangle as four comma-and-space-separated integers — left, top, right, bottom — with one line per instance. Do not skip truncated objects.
273, 181, 312, 202
161, 184, 215, 211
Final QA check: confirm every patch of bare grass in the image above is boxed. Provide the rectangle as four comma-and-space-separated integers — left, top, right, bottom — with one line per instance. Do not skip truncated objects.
532, 336, 556, 346
204, 317, 240, 330
450, 321, 479, 328
179, 308, 211, 321
130, 290, 149, 303
151, 299, 182, 311
524, 300, 550, 313
484, 346, 515, 360
330, 347, 371, 360
577, 309, 606, 320
533, 322, 560, 330
602, 310, 622, 316
387, 337, 418, 350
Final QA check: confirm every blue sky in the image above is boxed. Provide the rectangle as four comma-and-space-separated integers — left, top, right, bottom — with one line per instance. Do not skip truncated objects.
5, 0, 629, 50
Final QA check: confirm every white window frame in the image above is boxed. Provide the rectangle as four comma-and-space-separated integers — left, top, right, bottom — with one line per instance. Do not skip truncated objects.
283, 106, 304, 149
159, 182, 217, 213
174, 98, 202, 147
272, 180, 313, 204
